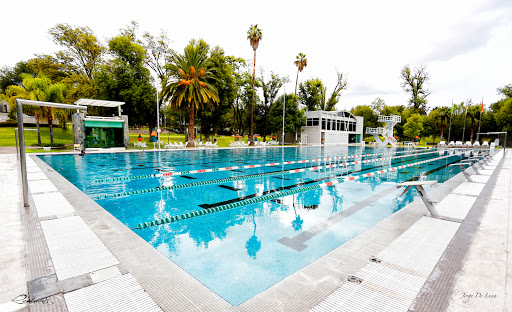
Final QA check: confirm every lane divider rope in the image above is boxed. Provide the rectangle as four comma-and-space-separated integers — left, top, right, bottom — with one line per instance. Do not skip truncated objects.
95, 148, 438, 182
102, 150, 441, 200
132, 152, 459, 230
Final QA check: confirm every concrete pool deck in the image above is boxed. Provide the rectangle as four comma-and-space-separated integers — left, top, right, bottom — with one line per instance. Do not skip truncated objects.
0, 148, 510, 311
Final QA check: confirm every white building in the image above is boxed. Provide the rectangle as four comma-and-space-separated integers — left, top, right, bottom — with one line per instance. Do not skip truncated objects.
301, 110, 364, 145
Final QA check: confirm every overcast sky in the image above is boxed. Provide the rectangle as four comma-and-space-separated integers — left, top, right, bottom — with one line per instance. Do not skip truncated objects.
1, 0, 511, 111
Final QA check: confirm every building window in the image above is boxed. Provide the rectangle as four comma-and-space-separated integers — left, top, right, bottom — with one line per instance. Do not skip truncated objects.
322, 119, 326, 130
327, 119, 332, 130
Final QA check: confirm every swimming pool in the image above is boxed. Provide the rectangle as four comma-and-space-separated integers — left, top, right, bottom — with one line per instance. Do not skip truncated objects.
39, 146, 468, 305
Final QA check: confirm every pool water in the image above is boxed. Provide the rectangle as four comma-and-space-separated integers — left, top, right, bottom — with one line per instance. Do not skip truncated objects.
39, 146, 468, 305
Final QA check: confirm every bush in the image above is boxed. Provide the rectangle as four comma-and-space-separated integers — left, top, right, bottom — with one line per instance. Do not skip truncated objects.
35, 143, 65, 148
0, 121, 50, 128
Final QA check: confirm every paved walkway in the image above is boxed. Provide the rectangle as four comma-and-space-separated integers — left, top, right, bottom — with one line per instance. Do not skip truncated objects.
0, 149, 510, 311
0, 154, 27, 312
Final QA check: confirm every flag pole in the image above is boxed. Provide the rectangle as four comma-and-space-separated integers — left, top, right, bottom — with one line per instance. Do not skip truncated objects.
462, 100, 468, 142
476, 98, 483, 142
448, 100, 454, 143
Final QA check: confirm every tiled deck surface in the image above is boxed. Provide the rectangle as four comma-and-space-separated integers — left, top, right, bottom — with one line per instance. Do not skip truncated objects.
0, 149, 510, 311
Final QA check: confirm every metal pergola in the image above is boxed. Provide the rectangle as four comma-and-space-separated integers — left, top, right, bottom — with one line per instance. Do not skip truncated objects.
16, 99, 87, 207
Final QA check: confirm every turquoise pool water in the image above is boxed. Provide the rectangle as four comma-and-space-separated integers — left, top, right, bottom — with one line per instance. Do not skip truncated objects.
39, 146, 468, 305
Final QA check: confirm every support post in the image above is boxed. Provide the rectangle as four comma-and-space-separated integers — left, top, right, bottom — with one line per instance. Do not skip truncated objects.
14, 128, 19, 160
397, 181, 439, 217
16, 99, 29, 207
449, 163, 474, 182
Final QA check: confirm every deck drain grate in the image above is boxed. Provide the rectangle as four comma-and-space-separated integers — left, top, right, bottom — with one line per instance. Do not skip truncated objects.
369, 257, 382, 263
347, 275, 363, 284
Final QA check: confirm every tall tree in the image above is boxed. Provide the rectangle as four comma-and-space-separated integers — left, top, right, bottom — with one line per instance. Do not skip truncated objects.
298, 78, 325, 111
497, 84, 512, 98
95, 35, 156, 129
161, 43, 219, 147
197, 46, 237, 140
351, 105, 378, 132
247, 24, 263, 146
49, 24, 106, 103
0, 61, 33, 93
225, 57, 248, 135
323, 71, 348, 111
370, 97, 386, 115
403, 113, 424, 140
268, 93, 306, 141
401, 65, 430, 115
49, 24, 105, 79
5, 74, 66, 144
257, 72, 287, 140
294, 53, 307, 95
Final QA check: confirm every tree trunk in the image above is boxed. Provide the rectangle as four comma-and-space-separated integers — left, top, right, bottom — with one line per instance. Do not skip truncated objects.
188, 104, 195, 147
35, 113, 41, 146
440, 126, 444, 139
295, 69, 299, 95
250, 49, 256, 146
47, 108, 54, 145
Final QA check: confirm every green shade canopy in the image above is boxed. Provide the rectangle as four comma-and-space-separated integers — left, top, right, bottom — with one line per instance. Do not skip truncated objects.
85, 120, 124, 128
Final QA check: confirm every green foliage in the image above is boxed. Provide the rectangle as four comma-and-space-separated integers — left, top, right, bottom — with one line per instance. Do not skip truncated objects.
247, 25, 263, 51
49, 23, 106, 78
4, 74, 67, 144
161, 41, 219, 146
294, 53, 307, 94
401, 65, 430, 115
403, 113, 424, 139
27, 55, 69, 83
370, 97, 385, 115
197, 46, 237, 138
95, 35, 156, 127
494, 98, 512, 132
256, 72, 287, 139
0, 61, 33, 92
298, 78, 325, 111
324, 71, 348, 111
498, 84, 512, 98
268, 93, 306, 134
350, 105, 378, 131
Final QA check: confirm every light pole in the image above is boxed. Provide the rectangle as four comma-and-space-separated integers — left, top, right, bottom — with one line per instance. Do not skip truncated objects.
282, 88, 286, 146
156, 79, 161, 150
153, 46, 163, 150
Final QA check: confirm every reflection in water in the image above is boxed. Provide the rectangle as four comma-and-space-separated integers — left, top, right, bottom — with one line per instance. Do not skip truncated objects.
245, 212, 261, 259
291, 196, 304, 231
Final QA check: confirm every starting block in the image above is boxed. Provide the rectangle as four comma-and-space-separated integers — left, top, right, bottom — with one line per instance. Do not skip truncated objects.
449, 161, 480, 182
397, 180, 439, 217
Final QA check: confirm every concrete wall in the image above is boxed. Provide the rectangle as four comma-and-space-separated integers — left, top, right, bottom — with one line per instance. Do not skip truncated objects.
72, 113, 85, 151
120, 115, 129, 148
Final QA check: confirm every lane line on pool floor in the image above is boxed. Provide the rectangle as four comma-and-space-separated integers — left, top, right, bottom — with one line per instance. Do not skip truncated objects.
102, 151, 443, 200
95, 149, 440, 183
132, 153, 464, 230
276, 156, 466, 252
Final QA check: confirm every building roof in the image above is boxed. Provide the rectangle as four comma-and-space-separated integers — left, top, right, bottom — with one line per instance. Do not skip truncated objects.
75, 99, 125, 108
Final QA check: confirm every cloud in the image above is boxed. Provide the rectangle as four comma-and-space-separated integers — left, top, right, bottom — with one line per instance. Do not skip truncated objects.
421, 1, 512, 63
347, 82, 395, 97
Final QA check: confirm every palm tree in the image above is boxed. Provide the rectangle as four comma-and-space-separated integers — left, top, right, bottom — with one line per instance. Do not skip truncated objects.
161, 44, 219, 148
5, 74, 66, 145
294, 53, 307, 95
467, 105, 480, 141
438, 106, 450, 139
247, 24, 262, 146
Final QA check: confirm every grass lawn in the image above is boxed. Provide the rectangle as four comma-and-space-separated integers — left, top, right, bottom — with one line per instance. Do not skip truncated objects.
0, 126, 74, 147
1, 126, 272, 150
